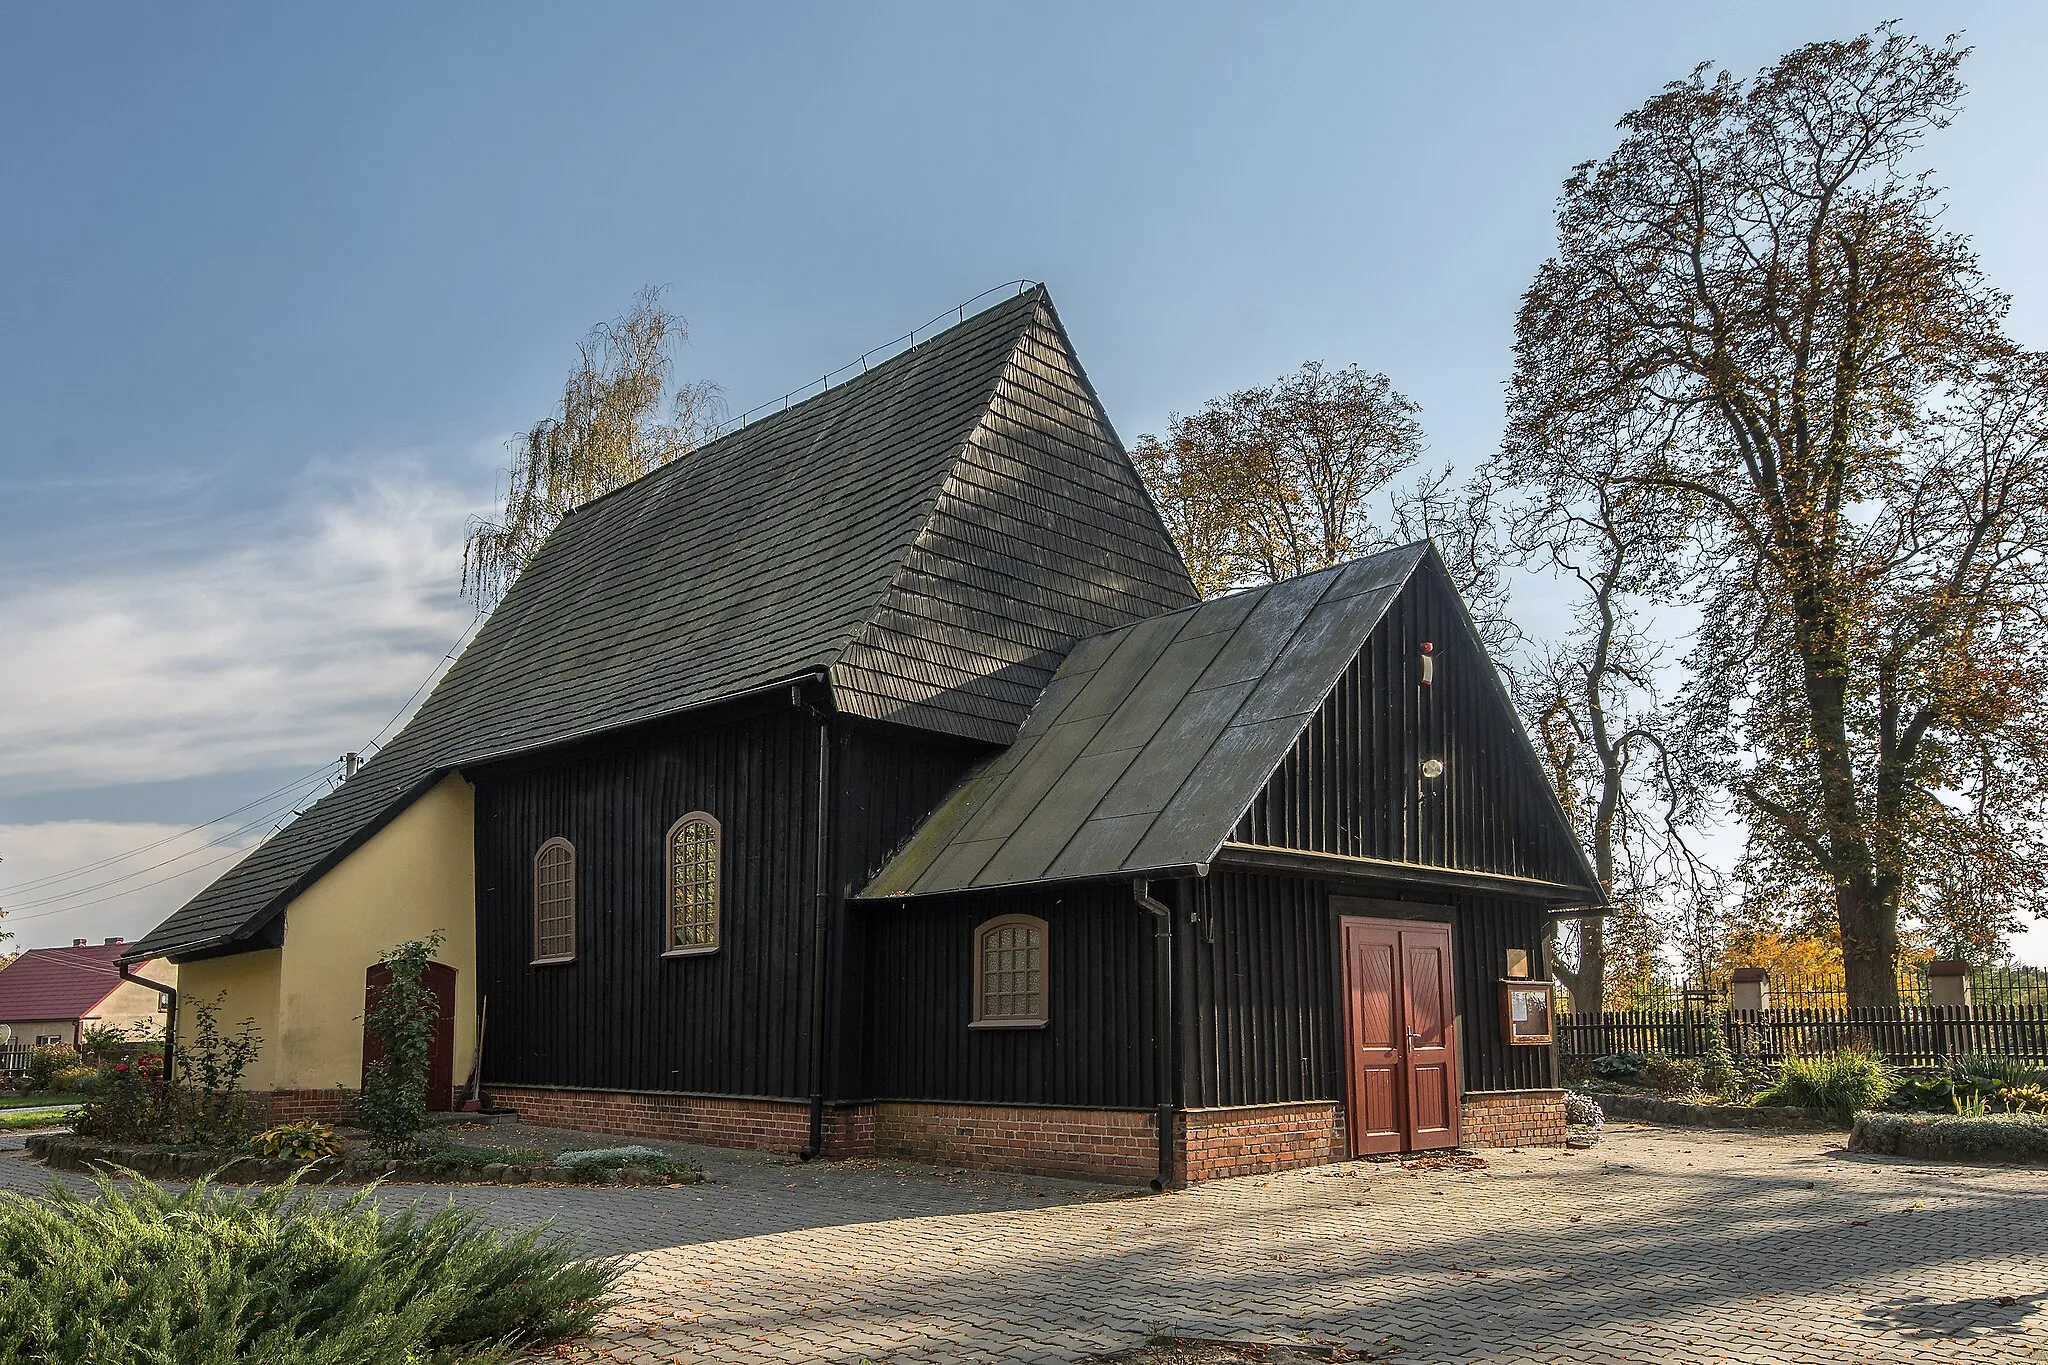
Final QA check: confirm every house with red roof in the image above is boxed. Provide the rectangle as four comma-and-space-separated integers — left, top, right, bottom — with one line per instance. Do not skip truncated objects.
0, 938, 174, 1051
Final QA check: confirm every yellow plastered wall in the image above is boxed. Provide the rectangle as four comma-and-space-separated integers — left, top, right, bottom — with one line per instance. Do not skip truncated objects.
174, 950, 284, 1091
174, 773, 476, 1095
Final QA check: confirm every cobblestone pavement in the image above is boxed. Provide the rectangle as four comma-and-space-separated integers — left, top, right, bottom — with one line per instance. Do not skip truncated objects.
5, 1121, 2045, 1363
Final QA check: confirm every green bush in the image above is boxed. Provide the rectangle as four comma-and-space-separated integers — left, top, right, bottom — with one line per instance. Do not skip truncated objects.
1756, 1047, 1894, 1123
356, 935, 444, 1160
249, 1120, 345, 1162
1643, 1054, 1705, 1097
1698, 1020, 1738, 1098
23, 1046, 77, 1094
0, 1171, 621, 1363
1998, 1084, 2048, 1115
1589, 1052, 1650, 1079
1851, 1111, 2048, 1163
1946, 1054, 2043, 1089
49, 1067, 101, 1095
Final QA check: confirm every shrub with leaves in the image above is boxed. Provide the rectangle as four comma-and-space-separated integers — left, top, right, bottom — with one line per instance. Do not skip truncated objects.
0, 1171, 620, 1363
1851, 1111, 2048, 1162
553, 1146, 700, 1182
70, 1052, 166, 1143
356, 934, 444, 1159
1997, 1084, 2048, 1115
1697, 1018, 1739, 1098
250, 1120, 345, 1162
1642, 1054, 1705, 1097
1589, 1052, 1650, 1079
1564, 1091, 1605, 1128
76, 1024, 133, 1067
24, 1046, 78, 1094
1756, 1047, 1894, 1124
174, 993, 266, 1148
1946, 1054, 2042, 1089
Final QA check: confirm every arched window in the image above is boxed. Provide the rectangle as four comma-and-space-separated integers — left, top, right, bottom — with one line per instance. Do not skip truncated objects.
665, 813, 721, 955
533, 837, 576, 963
971, 914, 1048, 1027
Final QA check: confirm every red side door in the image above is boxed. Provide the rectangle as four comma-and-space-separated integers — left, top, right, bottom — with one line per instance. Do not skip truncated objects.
1341, 920, 1406, 1155
1400, 925, 1461, 1150
363, 961, 458, 1111
1341, 916, 1462, 1154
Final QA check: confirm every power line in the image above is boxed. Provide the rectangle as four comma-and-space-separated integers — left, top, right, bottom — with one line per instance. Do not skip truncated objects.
0, 842, 264, 924
0, 611, 484, 907
0, 762, 339, 896
0, 771, 334, 911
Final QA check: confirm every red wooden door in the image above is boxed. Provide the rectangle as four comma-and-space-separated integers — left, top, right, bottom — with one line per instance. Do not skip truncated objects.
363, 961, 457, 1111
1341, 917, 1461, 1154
1400, 925, 1461, 1150
1341, 920, 1406, 1155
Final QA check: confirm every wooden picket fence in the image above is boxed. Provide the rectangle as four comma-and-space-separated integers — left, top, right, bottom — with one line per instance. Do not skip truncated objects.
1560, 1003, 2048, 1068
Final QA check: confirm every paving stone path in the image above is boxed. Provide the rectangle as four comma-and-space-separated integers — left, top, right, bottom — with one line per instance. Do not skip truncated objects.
4, 1121, 2044, 1363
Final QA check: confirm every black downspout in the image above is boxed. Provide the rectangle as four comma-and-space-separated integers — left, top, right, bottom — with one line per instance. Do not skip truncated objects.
120, 961, 178, 1085
798, 684, 834, 1160
1132, 878, 1175, 1192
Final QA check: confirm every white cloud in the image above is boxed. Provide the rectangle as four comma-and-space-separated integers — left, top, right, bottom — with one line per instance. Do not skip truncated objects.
0, 452, 492, 793
0, 820, 266, 951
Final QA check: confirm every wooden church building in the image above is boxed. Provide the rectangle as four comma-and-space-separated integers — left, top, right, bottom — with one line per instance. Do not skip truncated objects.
128, 287, 1599, 1184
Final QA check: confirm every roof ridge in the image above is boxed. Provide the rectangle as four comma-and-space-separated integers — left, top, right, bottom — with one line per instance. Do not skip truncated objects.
560, 287, 1046, 525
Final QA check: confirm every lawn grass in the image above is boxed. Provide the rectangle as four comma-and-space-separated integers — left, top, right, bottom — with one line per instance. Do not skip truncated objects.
0, 1092, 74, 1110
0, 1107, 78, 1131
0, 1170, 622, 1363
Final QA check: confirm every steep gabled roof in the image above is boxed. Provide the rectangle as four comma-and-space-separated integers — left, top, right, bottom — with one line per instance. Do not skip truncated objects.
861, 546, 1431, 897
130, 288, 1196, 963
0, 941, 131, 1023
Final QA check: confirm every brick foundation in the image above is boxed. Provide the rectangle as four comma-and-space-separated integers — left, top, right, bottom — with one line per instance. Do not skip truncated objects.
266, 1089, 356, 1123
443, 1085, 1558, 1181
1177, 1102, 1347, 1182
486, 1085, 844, 1153
1459, 1089, 1567, 1148
872, 1102, 1159, 1184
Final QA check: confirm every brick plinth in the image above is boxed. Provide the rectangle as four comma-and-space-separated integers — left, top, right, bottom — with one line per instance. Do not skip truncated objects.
266, 1089, 356, 1123
1459, 1089, 1567, 1148
1177, 1102, 1347, 1182
872, 1103, 1159, 1184
487, 1085, 854, 1154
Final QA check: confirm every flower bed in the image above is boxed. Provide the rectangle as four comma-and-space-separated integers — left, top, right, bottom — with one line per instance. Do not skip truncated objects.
1848, 1112, 2048, 1165
1592, 1092, 1840, 1130
26, 1133, 702, 1186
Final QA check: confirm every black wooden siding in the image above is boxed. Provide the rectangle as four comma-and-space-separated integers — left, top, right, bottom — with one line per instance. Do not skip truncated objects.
473, 705, 820, 1098
828, 720, 996, 1098
860, 884, 1159, 1108
1182, 871, 1552, 1107
1234, 565, 1587, 889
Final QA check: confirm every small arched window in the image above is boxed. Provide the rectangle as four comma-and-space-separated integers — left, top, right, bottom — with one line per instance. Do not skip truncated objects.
665, 813, 721, 955
533, 837, 576, 964
971, 914, 1048, 1028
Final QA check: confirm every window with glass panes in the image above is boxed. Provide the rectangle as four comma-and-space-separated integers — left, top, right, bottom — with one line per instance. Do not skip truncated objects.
666, 814, 720, 953
974, 915, 1046, 1025
533, 838, 576, 961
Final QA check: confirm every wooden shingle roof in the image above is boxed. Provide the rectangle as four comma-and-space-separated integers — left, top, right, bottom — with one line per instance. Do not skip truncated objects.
129, 288, 1196, 963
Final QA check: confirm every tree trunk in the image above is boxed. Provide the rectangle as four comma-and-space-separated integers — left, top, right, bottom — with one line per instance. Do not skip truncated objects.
1838, 876, 1902, 1009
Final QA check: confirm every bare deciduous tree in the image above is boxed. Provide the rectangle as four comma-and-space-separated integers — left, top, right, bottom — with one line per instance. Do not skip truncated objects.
1507, 27, 2048, 1005
464, 287, 722, 605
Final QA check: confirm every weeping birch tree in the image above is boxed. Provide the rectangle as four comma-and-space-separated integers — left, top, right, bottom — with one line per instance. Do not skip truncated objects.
463, 287, 722, 606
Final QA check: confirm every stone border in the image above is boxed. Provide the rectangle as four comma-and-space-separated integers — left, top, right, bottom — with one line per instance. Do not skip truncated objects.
23, 1134, 702, 1186
1592, 1092, 1839, 1130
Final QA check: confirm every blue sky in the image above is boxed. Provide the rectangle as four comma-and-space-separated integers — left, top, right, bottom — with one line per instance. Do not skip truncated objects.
4, 3, 2046, 956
